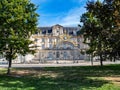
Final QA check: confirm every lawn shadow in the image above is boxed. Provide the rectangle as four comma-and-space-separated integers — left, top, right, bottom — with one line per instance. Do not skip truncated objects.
0, 64, 120, 90
0, 74, 109, 90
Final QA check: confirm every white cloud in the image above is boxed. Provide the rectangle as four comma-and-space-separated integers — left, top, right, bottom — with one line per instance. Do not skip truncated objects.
36, 0, 87, 27
58, 0, 104, 27
59, 7, 86, 26
33, 0, 104, 27
38, 6, 86, 27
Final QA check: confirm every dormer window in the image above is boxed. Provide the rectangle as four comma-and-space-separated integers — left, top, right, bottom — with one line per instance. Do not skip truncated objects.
56, 27, 60, 33
42, 30, 46, 34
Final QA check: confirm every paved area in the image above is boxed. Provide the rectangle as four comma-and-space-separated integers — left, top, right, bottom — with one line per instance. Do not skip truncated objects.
0, 61, 120, 68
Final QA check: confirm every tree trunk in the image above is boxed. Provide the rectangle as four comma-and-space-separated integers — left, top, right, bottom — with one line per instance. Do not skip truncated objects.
7, 57, 12, 75
100, 54, 103, 66
113, 56, 116, 62
7, 47, 12, 75
110, 56, 112, 62
91, 54, 93, 66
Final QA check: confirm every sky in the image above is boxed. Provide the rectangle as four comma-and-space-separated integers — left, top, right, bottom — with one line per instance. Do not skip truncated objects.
31, 0, 103, 27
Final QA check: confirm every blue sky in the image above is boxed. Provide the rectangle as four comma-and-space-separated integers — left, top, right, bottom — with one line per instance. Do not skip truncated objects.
31, 0, 103, 27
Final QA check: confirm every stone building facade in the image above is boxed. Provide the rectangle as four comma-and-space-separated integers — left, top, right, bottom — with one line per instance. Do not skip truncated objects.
28, 24, 89, 63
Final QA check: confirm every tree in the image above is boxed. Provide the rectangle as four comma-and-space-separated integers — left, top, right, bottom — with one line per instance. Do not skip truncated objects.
80, 0, 105, 66
80, 0, 120, 66
0, 0, 38, 75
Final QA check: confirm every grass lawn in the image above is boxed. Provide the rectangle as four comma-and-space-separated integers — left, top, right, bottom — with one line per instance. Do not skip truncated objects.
0, 64, 120, 90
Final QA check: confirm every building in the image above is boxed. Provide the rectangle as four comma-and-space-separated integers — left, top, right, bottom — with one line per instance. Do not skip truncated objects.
29, 24, 89, 63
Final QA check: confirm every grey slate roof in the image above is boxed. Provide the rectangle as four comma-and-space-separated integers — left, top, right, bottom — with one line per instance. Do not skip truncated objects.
37, 24, 78, 35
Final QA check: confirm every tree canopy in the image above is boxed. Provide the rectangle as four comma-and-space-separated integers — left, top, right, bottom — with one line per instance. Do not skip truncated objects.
0, 0, 38, 74
80, 0, 120, 66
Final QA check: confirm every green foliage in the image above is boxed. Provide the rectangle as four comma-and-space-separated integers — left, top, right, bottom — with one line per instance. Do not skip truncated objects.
0, 0, 38, 74
0, 0, 38, 58
80, 0, 120, 65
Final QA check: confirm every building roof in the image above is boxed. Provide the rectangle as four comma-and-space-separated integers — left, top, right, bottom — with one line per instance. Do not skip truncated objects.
38, 24, 78, 31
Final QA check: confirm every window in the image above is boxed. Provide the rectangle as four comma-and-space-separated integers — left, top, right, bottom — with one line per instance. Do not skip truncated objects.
42, 38, 44, 42
48, 52, 53, 60
56, 52, 59, 58
49, 44, 52, 49
69, 31, 73, 35
49, 38, 52, 43
42, 30, 46, 34
48, 29, 52, 33
63, 44, 67, 49
63, 52, 67, 59
42, 44, 44, 49
78, 44, 80, 48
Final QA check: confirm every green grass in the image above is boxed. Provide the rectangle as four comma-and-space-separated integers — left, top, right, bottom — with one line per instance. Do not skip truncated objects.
0, 64, 120, 90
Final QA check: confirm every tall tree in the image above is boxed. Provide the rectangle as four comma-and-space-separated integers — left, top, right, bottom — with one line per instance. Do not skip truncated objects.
80, 0, 120, 66
0, 0, 38, 74
80, 0, 105, 66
